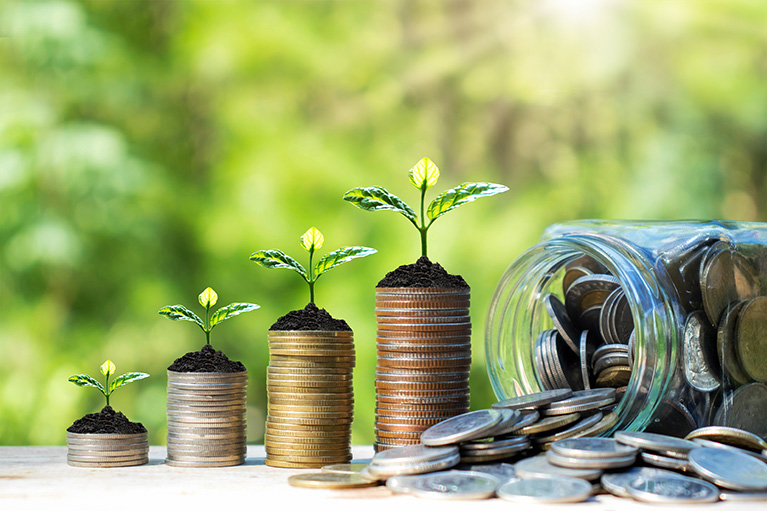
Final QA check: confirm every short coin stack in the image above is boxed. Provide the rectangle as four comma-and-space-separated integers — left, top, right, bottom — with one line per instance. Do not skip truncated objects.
66, 431, 149, 467
374, 287, 471, 451
166, 370, 247, 467
265, 330, 354, 468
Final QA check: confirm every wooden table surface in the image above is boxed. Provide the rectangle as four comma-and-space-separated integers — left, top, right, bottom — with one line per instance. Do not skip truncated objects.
0, 446, 763, 510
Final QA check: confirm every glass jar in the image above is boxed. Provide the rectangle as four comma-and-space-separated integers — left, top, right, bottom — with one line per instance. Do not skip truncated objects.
485, 220, 767, 439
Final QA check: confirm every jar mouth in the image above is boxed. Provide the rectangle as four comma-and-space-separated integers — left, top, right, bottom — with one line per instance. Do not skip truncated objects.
485, 233, 678, 435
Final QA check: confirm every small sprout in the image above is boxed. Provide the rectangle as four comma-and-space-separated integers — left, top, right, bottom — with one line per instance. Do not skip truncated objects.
159, 287, 259, 345
344, 157, 508, 258
69, 360, 148, 408
250, 226, 377, 304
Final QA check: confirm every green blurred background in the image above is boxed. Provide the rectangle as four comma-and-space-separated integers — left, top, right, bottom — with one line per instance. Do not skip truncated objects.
1, 0, 765, 446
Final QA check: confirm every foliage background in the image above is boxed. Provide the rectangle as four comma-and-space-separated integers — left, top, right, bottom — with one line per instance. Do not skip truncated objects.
1, 0, 765, 445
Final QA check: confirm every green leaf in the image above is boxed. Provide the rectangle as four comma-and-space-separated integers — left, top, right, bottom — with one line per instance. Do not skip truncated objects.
210, 302, 260, 328
300, 227, 324, 252
68, 374, 105, 394
249, 249, 307, 278
158, 305, 204, 329
315, 246, 377, 276
408, 157, 440, 191
343, 187, 417, 223
108, 372, 149, 393
427, 182, 509, 221
198, 287, 218, 308
100, 360, 115, 377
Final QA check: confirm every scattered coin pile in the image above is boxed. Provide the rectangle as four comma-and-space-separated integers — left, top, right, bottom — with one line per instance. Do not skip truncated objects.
66, 431, 149, 468
265, 331, 354, 468
166, 370, 247, 467
374, 288, 471, 451
289, 389, 767, 502
537, 246, 766, 438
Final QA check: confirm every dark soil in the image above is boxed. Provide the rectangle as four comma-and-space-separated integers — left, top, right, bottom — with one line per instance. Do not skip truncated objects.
270, 302, 351, 331
67, 406, 147, 434
377, 256, 470, 289
168, 344, 246, 373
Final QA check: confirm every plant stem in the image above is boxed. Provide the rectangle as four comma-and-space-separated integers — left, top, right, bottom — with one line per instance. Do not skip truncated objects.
420, 186, 428, 258
308, 248, 315, 303
105, 373, 110, 407
205, 304, 211, 345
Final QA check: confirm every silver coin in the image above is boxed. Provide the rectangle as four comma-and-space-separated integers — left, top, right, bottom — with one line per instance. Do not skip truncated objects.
579, 330, 596, 391
518, 412, 581, 435
497, 476, 592, 503
458, 463, 516, 483
368, 453, 461, 478
551, 437, 638, 459
720, 491, 767, 501
498, 410, 539, 434
544, 294, 579, 354
164, 457, 244, 467
615, 431, 698, 455
532, 411, 604, 444
460, 436, 529, 452
683, 311, 721, 392
540, 388, 615, 415
371, 444, 459, 466
67, 457, 148, 468
421, 409, 503, 446
565, 274, 620, 322
641, 452, 691, 471
691, 438, 767, 464
409, 471, 498, 500
601, 467, 687, 498
514, 454, 603, 481
385, 474, 419, 494
592, 344, 629, 359
478, 409, 523, 438
626, 474, 720, 503
545, 449, 635, 470
689, 446, 767, 491
67, 447, 148, 457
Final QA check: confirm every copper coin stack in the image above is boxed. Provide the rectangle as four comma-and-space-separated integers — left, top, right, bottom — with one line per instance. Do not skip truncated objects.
374, 287, 472, 451
166, 370, 248, 467
265, 330, 354, 468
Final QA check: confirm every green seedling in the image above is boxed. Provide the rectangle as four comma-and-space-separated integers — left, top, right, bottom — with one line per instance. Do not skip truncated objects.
159, 287, 259, 345
250, 227, 376, 304
69, 360, 148, 408
343, 157, 508, 258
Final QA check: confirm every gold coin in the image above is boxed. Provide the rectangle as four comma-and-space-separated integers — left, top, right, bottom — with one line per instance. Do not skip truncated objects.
266, 421, 350, 432
735, 297, 767, 383
288, 473, 378, 489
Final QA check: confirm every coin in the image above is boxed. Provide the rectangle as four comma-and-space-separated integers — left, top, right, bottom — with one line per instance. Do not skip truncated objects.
420, 410, 503, 446
545, 294, 580, 354
713, 383, 767, 439
683, 311, 721, 392
408, 471, 498, 500
601, 467, 687, 498
551, 437, 638, 459
735, 297, 767, 383
691, 438, 767, 463
594, 366, 631, 387
457, 463, 516, 482
718, 301, 751, 385
640, 452, 691, 471
688, 446, 767, 491
615, 431, 698, 455
165, 457, 244, 467
514, 454, 603, 481
685, 426, 767, 451
372, 444, 458, 465
287, 473, 378, 489
701, 246, 759, 326
68, 458, 148, 468
497, 476, 592, 503
565, 274, 620, 322
518, 412, 581, 435
626, 474, 719, 503
720, 491, 767, 501
321, 463, 367, 474
492, 389, 573, 410
545, 449, 635, 470
577, 411, 619, 438
563, 266, 594, 296
532, 412, 604, 444
540, 388, 615, 416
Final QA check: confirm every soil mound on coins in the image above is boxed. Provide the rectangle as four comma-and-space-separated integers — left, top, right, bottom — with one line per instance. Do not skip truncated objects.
168, 344, 246, 373
67, 406, 147, 434
270, 302, 351, 331
377, 256, 469, 289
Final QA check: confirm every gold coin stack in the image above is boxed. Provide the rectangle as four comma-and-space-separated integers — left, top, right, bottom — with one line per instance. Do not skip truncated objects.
265, 330, 354, 468
66, 431, 149, 468
166, 370, 247, 467
374, 288, 471, 451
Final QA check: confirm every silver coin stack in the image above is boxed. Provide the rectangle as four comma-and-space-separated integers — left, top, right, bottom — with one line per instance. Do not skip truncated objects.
66, 431, 149, 468
374, 287, 472, 451
166, 370, 247, 467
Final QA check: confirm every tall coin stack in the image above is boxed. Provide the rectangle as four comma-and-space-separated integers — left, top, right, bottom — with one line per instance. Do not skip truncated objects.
374, 287, 471, 451
166, 370, 247, 467
265, 330, 354, 468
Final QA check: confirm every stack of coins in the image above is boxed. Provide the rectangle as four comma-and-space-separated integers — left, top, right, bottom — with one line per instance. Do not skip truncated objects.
374, 287, 471, 451
166, 370, 247, 467
66, 431, 148, 467
265, 330, 354, 468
